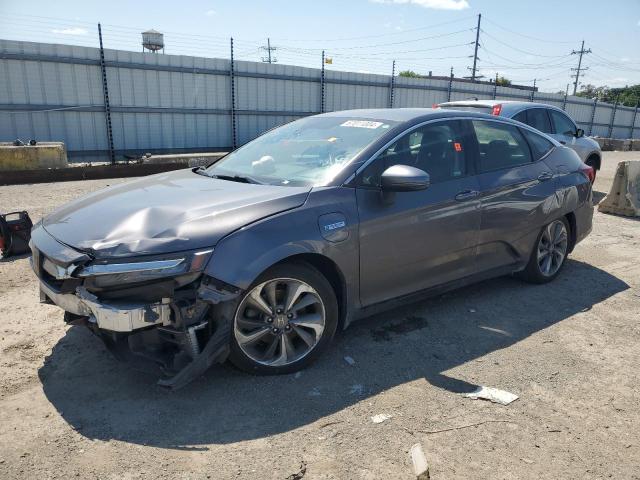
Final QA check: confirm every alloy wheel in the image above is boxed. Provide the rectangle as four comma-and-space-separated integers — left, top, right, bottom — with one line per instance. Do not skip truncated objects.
234, 278, 326, 366
537, 220, 568, 277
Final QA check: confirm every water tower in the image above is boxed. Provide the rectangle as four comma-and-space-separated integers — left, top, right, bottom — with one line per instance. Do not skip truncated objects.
142, 29, 164, 53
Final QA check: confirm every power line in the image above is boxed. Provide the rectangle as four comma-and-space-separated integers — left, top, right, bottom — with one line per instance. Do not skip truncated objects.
482, 16, 576, 44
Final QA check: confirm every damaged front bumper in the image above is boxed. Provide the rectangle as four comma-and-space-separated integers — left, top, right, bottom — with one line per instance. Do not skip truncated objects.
31, 236, 242, 389
40, 282, 172, 332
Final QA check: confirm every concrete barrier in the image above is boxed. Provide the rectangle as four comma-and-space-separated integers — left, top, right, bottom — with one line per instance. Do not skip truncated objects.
598, 160, 640, 217
0, 142, 68, 171
0, 163, 186, 186
142, 152, 227, 168
593, 138, 633, 151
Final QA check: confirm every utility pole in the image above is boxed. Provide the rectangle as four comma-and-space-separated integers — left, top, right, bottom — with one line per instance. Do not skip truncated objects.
492, 72, 498, 99
562, 83, 569, 110
570, 40, 591, 95
261, 38, 277, 63
467, 13, 482, 81
530, 78, 536, 102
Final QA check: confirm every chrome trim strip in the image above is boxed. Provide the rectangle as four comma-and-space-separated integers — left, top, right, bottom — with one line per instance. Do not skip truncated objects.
78, 258, 185, 277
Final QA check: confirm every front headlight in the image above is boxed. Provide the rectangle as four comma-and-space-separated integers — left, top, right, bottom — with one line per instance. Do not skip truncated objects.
77, 249, 213, 287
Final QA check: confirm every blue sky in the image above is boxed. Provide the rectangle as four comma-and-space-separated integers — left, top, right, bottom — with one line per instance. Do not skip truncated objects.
1, 0, 639, 93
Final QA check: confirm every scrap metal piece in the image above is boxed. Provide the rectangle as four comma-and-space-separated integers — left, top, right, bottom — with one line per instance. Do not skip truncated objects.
463, 386, 519, 406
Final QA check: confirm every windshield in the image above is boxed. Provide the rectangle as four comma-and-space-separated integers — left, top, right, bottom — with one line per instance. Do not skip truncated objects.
205, 116, 399, 186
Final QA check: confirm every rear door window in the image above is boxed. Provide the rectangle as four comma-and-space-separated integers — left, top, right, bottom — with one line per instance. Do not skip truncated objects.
471, 120, 532, 172
549, 110, 577, 135
521, 128, 555, 161
525, 108, 553, 134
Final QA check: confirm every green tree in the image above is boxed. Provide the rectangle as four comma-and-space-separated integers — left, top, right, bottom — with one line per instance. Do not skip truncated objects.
576, 83, 640, 107
495, 76, 512, 87
399, 70, 421, 78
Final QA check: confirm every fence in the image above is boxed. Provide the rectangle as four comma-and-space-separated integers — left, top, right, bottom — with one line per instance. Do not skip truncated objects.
1, 38, 639, 163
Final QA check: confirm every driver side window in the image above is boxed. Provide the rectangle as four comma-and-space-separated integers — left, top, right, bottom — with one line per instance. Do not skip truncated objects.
549, 110, 576, 135
359, 120, 468, 187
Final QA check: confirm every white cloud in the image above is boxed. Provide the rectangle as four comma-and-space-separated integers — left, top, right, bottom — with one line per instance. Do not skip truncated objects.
206, 9, 217, 16
51, 27, 88, 35
371, 0, 470, 10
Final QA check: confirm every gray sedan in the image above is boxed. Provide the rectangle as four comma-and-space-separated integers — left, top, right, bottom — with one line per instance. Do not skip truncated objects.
438, 100, 602, 181
30, 108, 593, 388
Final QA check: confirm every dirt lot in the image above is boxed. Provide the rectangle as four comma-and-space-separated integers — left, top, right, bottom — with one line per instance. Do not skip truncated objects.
1, 152, 639, 479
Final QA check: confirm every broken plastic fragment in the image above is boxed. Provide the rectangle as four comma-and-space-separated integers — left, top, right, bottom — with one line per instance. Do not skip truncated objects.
410, 443, 430, 480
344, 356, 355, 366
371, 413, 391, 424
463, 386, 519, 405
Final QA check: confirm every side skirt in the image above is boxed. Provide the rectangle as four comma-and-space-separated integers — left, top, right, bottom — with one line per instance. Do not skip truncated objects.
351, 263, 522, 323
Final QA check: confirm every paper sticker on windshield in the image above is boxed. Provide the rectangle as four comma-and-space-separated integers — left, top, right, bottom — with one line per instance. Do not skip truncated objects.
340, 120, 383, 129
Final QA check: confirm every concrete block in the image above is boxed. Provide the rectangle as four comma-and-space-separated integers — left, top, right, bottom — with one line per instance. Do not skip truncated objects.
608, 139, 627, 151
0, 142, 68, 171
143, 152, 227, 168
598, 160, 640, 217
631, 139, 640, 151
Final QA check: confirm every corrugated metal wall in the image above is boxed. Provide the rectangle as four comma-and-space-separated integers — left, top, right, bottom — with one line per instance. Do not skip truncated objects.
1, 39, 638, 162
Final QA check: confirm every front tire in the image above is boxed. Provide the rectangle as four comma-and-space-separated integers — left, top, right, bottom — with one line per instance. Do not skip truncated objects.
228, 262, 338, 375
519, 218, 570, 284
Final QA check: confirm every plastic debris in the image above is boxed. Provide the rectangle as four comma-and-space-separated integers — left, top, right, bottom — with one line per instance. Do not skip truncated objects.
371, 413, 391, 424
294, 371, 302, 379
410, 443, 430, 480
344, 356, 356, 366
463, 386, 519, 405
308, 387, 321, 397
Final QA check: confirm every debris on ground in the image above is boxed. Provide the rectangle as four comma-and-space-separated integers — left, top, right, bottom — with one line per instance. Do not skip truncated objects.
308, 387, 321, 397
463, 386, 519, 405
410, 443, 430, 480
344, 356, 356, 366
371, 413, 392, 424
285, 461, 307, 480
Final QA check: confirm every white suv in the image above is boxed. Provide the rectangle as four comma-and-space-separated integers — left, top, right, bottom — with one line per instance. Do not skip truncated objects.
438, 100, 602, 181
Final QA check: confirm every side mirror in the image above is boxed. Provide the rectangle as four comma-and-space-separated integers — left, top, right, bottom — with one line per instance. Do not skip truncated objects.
575, 128, 585, 138
380, 164, 430, 192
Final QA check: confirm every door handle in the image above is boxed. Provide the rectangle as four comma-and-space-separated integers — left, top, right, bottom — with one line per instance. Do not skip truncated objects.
559, 140, 566, 145
455, 190, 480, 201
537, 172, 553, 182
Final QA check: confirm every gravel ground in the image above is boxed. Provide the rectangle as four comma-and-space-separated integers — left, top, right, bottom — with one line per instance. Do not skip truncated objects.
0, 152, 639, 480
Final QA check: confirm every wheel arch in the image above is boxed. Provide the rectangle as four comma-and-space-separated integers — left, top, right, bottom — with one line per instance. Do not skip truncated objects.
585, 152, 601, 170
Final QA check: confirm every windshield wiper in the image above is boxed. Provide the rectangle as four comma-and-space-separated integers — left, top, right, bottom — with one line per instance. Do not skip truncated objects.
194, 166, 212, 177
211, 174, 262, 184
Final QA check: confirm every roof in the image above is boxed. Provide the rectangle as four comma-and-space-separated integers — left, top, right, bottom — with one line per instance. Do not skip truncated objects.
438, 99, 566, 116
318, 107, 505, 123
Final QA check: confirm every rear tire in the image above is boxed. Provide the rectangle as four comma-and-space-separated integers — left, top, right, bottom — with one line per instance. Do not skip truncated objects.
519, 217, 570, 284
228, 262, 338, 375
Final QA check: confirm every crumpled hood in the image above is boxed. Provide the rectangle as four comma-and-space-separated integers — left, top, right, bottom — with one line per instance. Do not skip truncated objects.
42, 169, 310, 259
